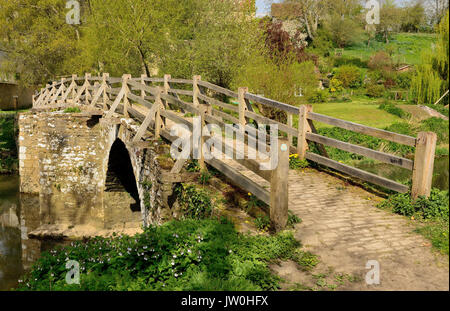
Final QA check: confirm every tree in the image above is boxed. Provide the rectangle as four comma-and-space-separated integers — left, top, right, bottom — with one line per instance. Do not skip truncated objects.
411, 10, 449, 105
378, 0, 402, 43
324, 13, 364, 48
0, 0, 82, 86
401, 2, 426, 32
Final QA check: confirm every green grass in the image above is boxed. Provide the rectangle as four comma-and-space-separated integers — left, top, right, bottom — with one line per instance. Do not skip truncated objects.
311, 98, 403, 129
341, 33, 437, 65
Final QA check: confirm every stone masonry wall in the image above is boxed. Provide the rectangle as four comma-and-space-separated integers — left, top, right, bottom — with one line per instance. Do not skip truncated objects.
18, 110, 173, 231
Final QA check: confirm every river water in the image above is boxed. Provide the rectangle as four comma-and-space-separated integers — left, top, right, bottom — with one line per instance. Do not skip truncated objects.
0, 174, 58, 291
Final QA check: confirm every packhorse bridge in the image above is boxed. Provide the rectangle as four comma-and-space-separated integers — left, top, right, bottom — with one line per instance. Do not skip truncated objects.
20, 73, 437, 234
18, 73, 449, 290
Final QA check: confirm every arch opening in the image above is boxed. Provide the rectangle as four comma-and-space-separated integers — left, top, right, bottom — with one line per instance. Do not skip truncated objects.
105, 139, 140, 212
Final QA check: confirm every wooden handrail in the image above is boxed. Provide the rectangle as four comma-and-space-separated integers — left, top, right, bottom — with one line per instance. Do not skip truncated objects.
32, 73, 437, 200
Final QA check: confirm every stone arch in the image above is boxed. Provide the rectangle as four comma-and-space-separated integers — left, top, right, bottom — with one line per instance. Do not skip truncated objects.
105, 138, 140, 212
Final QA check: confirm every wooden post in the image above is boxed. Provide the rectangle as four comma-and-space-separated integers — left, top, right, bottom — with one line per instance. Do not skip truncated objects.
198, 105, 207, 171
141, 74, 147, 100
287, 112, 293, 147
193, 75, 201, 107
13, 96, 18, 111
270, 138, 289, 232
297, 105, 312, 159
154, 87, 163, 139
71, 74, 77, 100
102, 73, 110, 109
164, 74, 171, 94
122, 74, 131, 117
411, 132, 437, 200
84, 73, 92, 104
238, 87, 248, 132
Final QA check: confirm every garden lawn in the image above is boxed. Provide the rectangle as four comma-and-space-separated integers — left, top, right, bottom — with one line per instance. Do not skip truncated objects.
341, 33, 437, 65
311, 100, 403, 129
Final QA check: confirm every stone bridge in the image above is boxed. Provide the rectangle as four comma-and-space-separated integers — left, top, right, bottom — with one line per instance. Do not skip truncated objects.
20, 73, 437, 237
18, 109, 179, 234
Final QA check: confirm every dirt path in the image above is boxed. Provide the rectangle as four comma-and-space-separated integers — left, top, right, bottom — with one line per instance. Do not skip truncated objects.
223, 161, 449, 291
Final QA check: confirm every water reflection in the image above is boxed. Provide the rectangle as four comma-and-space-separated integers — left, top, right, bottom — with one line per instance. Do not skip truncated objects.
0, 175, 46, 291
355, 156, 449, 191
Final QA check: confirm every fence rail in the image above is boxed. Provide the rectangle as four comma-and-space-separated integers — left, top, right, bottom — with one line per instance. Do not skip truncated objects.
32, 73, 437, 225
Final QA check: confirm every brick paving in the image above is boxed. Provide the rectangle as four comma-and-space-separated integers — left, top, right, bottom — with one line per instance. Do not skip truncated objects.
222, 160, 449, 290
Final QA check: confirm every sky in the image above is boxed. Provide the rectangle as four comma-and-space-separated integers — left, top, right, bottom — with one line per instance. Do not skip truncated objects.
256, 0, 281, 17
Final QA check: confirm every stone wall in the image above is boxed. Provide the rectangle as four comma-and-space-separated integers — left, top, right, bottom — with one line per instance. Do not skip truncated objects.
18, 110, 175, 232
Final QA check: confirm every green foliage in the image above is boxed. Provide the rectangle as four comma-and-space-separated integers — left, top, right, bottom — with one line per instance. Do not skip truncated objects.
366, 84, 386, 98
287, 211, 302, 228
329, 78, 344, 93
254, 216, 271, 232
378, 189, 449, 221
419, 117, 449, 145
395, 71, 414, 89
198, 170, 211, 185
17, 219, 300, 291
378, 102, 408, 118
63, 107, 82, 114
334, 65, 361, 88
307, 89, 329, 103
175, 184, 213, 220
378, 189, 449, 254
289, 154, 309, 170
411, 11, 449, 105
291, 250, 319, 271
415, 222, 449, 255
186, 160, 201, 173
0, 117, 16, 151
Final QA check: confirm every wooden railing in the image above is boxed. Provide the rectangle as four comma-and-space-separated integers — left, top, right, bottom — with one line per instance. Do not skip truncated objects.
33, 73, 437, 216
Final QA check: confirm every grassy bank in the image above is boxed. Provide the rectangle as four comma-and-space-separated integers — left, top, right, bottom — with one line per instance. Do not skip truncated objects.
16, 218, 303, 291
378, 189, 449, 255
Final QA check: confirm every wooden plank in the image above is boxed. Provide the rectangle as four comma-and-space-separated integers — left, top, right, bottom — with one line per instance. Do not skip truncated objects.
298, 105, 311, 159
245, 92, 300, 115
245, 110, 297, 136
307, 112, 417, 147
411, 132, 437, 199
132, 98, 161, 142
127, 92, 153, 110
197, 80, 238, 98
212, 108, 239, 124
168, 78, 193, 84
168, 89, 193, 96
306, 132, 414, 170
127, 79, 159, 95
198, 93, 239, 112
205, 158, 271, 205
160, 93, 200, 115
306, 152, 409, 193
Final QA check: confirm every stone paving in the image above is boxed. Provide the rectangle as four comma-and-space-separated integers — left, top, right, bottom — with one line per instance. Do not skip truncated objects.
222, 160, 449, 290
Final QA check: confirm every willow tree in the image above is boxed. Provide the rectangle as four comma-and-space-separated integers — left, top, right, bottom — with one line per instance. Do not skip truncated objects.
411, 10, 449, 105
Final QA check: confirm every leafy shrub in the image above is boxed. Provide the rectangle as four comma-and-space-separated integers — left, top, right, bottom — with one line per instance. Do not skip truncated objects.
333, 56, 368, 68
17, 219, 300, 291
0, 117, 16, 151
366, 84, 385, 98
307, 89, 329, 103
63, 107, 81, 113
329, 78, 344, 93
176, 184, 214, 220
378, 189, 449, 221
368, 51, 392, 71
378, 102, 408, 118
395, 71, 414, 89
287, 211, 302, 228
291, 250, 319, 271
419, 117, 449, 145
254, 215, 271, 232
289, 154, 309, 170
186, 160, 201, 172
198, 170, 212, 185
334, 65, 362, 88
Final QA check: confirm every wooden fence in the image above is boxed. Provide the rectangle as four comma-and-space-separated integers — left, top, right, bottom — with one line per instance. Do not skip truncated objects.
32, 73, 437, 229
